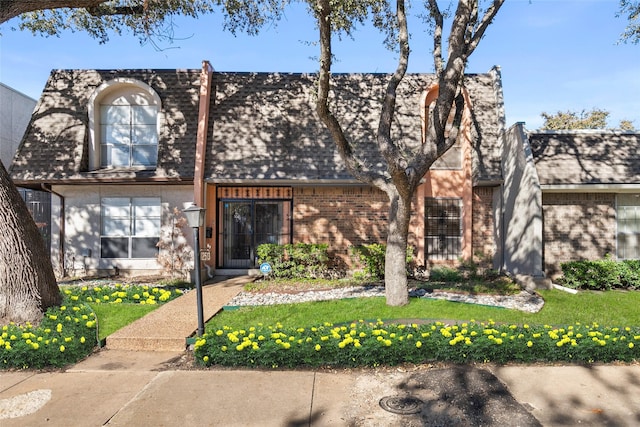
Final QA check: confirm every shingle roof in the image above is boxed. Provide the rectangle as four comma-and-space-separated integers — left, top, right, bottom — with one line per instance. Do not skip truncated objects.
10, 68, 201, 184
204, 70, 506, 183
11, 67, 506, 186
529, 131, 640, 186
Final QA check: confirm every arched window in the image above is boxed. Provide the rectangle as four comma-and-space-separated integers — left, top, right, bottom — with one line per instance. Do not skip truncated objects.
88, 79, 161, 170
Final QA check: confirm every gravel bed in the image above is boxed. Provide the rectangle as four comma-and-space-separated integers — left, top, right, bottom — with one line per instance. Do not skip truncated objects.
226, 286, 545, 313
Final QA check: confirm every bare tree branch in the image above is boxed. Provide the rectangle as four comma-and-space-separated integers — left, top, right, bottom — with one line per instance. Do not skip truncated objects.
427, 0, 444, 77
1, 0, 119, 24
467, 0, 505, 57
315, 0, 385, 187
377, 0, 411, 195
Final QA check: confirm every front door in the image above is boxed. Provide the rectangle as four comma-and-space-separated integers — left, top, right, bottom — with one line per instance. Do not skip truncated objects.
219, 198, 291, 269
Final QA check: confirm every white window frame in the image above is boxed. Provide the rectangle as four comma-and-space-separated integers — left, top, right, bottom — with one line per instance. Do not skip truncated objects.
617, 194, 640, 260
88, 78, 162, 170
100, 104, 158, 167
100, 197, 161, 259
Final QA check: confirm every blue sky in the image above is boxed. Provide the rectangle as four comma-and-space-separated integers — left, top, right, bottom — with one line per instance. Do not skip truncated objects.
1, 0, 638, 129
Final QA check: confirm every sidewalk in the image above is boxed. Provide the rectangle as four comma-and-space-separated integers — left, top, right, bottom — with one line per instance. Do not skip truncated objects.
2, 352, 640, 426
2, 276, 640, 426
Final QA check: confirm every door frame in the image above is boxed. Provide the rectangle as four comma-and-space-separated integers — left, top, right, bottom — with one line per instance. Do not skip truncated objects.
216, 186, 293, 269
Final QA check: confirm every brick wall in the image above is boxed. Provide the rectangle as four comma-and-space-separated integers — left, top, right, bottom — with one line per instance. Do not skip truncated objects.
293, 186, 419, 267
472, 187, 497, 267
542, 193, 616, 276
293, 186, 388, 263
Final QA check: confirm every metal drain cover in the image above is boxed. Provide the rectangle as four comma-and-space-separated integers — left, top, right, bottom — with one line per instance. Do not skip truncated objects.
379, 395, 424, 415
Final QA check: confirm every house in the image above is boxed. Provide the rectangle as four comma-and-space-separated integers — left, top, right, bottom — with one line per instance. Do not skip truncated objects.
0, 83, 36, 165
503, 125, 640, 278
12, 60, 636, 282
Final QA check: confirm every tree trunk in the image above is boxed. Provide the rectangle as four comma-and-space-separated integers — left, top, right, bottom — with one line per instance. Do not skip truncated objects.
0, 161, 60, 324
384, 189, 412, 306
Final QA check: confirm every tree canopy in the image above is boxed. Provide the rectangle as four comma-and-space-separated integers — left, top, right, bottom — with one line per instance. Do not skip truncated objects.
0, 0, 287, 42
540, 108, 636, 131
619, 0, 640, 43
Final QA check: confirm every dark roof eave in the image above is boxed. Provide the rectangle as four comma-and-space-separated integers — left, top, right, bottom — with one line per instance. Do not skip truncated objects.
205, 178, 369, 187
12, 177, 193, 187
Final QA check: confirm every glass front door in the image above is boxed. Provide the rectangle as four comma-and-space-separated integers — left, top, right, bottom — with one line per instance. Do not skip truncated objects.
219, 200, 291, 268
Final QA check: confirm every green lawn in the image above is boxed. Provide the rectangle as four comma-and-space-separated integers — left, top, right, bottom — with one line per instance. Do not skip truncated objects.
207, 289, 640, 330
89, 303, 158, 340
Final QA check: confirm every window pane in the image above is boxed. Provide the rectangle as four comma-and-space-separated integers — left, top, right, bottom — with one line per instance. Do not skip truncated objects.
132, 237, 159, 258
101, 105, 129, 125
101, 143, 131, 167
102, 198, 129, 216
102, 124, 130, 145
133, 198, 161, 215
432, 145, 462, 169
132, 145, 158, 166
101, 237, 128, 258
617, 195, 640, 260
425, 197, 461, 260
132, 125, 158, 145
131, 106, 157, 124
102, 218, 130, 236
133, 198, 161, 236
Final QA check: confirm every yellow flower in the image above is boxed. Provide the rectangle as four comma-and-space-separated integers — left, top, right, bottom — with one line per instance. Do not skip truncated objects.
315, 344, 321, 351
59, 345, 65, 352
203, 356, 209, 362
80, 337, 86, 344
630, 343, 635, 349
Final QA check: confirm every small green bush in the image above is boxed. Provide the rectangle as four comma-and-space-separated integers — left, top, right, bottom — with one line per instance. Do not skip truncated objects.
429, 266, 464, 283
257, 243, 330, 279
350, 244, 414, 279
560, 257, 640, 290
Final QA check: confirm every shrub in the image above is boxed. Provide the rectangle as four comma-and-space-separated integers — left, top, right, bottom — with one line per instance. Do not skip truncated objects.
156, 207, 193, 278
257, 243, 330, 279
350, 244, 414, 279
560, 257, 640, 290
429, 266, 464, 283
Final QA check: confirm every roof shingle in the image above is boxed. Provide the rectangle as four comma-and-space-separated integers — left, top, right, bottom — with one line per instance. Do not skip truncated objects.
10, 68, 201, 184
11, 67, 506, 186
529, 131, 640, 186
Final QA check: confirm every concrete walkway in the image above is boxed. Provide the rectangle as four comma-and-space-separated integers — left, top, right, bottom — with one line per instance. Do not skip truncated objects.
106, 275, 251, 351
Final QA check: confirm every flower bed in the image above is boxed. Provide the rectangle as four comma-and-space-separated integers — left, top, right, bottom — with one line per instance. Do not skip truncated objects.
62, 283, 183, 305
1, 283, 184, 369
1, 303, 97, 369
194, 319, 640, 368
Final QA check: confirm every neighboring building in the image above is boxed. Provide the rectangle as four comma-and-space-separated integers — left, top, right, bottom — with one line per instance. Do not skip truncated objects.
10, 61, 638, 281
503, 125, 640, 278
0, 83, 51, 252
0, 83, 36, 165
